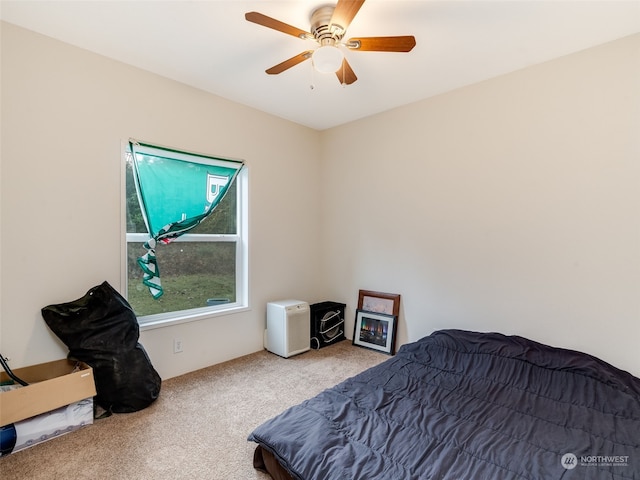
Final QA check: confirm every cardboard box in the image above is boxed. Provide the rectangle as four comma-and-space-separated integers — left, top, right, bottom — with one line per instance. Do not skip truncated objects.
0, 359, 96, 427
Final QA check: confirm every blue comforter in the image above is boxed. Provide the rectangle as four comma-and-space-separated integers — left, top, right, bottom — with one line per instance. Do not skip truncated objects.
249, 329, 640, 479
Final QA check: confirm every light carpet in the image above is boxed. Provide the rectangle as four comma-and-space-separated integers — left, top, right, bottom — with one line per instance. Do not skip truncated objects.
0, 341, 387, 479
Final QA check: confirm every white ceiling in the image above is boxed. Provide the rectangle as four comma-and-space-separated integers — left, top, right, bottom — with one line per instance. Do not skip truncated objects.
2, 1, 639, 130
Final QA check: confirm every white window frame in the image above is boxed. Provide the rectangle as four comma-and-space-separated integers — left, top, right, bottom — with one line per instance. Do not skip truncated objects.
121, 141, 249, 330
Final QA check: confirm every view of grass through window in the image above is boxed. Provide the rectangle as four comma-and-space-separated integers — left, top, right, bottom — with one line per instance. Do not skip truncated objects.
125, 154, 238, 318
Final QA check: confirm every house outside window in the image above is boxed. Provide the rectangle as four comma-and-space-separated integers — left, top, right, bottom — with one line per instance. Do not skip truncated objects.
123, 143, 248, 327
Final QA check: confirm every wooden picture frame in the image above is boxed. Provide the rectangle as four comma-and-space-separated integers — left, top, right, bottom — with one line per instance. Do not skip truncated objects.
357, 290, 401, 317
353, 309, 397, 355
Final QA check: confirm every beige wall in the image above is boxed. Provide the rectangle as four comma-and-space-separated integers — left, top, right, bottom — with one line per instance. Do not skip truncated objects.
321, 33, 640, 376
2, 22, 638, 379
0, 22, 324, 378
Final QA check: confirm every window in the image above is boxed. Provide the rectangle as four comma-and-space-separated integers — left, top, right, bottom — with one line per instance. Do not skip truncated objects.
123, 141, 248, 327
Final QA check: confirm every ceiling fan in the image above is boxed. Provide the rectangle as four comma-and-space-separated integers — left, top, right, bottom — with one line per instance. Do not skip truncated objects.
245, 0, 416, 85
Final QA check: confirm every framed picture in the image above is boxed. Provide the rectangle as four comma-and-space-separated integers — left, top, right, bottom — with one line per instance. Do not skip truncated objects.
357, 290, 401, 317
353, 309, 397, 355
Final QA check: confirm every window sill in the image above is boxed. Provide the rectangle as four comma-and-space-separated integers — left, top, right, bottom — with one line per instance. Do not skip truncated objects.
138, 304, 250, 331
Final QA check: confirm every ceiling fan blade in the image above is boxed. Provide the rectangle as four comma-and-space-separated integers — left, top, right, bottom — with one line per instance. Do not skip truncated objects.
329, 0, 366, 34
245, 12, 311, 39
266, 51, 313, 75
346, 36, 416, 52
335, 58, 357, 85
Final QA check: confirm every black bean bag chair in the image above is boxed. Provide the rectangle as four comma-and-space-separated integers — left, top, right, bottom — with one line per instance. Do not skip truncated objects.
42, 281, 161, 414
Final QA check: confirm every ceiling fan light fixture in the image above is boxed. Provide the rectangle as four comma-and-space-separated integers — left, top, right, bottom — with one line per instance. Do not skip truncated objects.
312, 45, 344, 74
245, 1, 416, 85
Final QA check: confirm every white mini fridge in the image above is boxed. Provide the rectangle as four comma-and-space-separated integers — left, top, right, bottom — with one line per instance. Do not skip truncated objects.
265, 300, 310, 358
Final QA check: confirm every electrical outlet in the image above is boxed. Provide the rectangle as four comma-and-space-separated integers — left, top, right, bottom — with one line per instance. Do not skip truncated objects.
173, 338, 183, 354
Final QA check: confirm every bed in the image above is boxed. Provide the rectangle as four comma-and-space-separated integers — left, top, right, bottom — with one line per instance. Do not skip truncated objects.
248, 329, 640, 479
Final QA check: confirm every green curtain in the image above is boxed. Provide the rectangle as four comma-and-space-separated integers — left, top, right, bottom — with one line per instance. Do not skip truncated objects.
129, 140, 244, 299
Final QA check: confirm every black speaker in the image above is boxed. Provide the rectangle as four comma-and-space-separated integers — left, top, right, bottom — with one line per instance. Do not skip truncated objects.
310, 301, 346, 349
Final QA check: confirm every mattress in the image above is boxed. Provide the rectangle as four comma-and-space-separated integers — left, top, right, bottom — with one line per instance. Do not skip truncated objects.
249, 329, 640, 479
